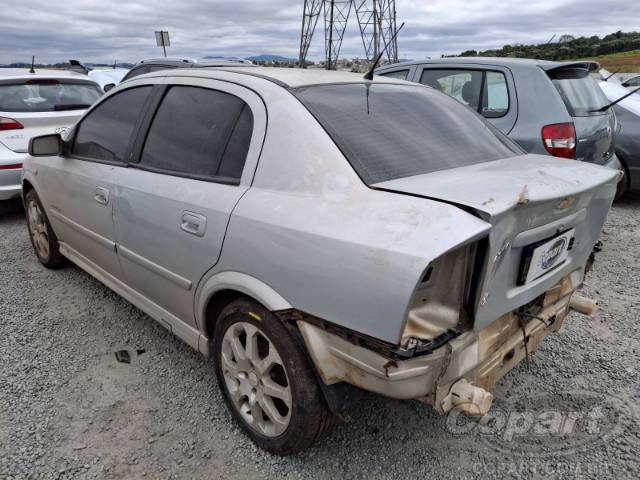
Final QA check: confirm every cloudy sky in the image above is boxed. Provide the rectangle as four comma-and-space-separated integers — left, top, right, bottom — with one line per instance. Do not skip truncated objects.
0, 0, 638, 64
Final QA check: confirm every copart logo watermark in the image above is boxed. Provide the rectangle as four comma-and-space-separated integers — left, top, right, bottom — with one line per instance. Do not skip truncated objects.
445, 390, 637, 457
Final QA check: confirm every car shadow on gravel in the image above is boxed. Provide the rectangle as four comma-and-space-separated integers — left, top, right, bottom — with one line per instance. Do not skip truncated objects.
0, 198, 24, 222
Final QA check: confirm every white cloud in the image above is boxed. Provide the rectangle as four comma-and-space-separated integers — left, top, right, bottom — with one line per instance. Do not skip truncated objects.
0, 0, 637, 64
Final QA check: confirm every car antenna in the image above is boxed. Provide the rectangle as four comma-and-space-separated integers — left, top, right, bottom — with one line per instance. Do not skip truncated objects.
602, 69, 620, 82
590, 86, 640, 112
29, 56, 35, 74
363, 22, 405, 81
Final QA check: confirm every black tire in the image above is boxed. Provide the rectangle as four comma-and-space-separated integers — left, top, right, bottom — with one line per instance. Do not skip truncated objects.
614, 161, 630, 201
213, 298, 335, 454
24, 189, 66, 269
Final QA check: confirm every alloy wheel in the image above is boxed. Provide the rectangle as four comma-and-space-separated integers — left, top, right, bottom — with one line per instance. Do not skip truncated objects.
220, 321, 292, 437
27, 199, 49, 259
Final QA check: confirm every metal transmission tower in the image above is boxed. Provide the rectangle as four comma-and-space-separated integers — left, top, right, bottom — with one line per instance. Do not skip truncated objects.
298, 0, 398, 70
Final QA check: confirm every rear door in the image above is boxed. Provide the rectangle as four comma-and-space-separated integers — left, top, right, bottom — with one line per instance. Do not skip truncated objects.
414, 65, 518, 134
39, 84, 155, 278
548, 67, 615, 165
113, 77, 266, 328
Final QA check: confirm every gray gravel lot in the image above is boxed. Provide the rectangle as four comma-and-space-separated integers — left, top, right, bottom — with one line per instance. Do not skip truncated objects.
1, 196, 639, 480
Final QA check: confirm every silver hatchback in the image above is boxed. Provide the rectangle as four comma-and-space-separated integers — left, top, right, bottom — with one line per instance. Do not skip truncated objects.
23, 67, 618, 453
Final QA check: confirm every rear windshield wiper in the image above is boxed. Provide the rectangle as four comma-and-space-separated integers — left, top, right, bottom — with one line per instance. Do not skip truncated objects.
54, 104, 90, 111
589, 86, 640, 112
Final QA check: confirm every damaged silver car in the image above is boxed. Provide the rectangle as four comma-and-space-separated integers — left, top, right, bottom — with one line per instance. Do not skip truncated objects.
23, 67, 618, 454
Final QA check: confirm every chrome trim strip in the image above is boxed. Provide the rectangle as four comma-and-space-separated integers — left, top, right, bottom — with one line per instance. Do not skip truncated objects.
118, 245, 192, 291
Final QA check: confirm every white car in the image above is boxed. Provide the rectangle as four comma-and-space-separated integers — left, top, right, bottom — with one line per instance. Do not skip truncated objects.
0, 69, 102, 200
88, 69, 129, 91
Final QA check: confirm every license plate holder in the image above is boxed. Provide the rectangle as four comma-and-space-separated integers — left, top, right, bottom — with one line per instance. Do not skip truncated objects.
518, 228, 575, 285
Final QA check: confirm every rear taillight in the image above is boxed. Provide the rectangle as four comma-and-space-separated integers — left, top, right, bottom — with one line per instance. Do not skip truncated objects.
542, 123, 576, 159
0, 116, 24, 131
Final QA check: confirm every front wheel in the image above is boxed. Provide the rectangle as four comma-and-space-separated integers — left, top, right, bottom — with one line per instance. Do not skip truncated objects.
213, 299, 335, 454
24, 189, 65, 269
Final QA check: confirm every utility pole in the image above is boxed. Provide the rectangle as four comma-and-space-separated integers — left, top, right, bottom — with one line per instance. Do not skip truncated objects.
298, 0, 399, 70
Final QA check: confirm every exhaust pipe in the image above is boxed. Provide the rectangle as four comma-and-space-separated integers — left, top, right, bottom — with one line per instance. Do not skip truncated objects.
441, 379, 493, 416
569, 294, 598, 318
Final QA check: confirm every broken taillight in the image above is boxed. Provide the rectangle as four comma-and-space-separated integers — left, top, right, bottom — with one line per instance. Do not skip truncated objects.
542, 123, 576, 159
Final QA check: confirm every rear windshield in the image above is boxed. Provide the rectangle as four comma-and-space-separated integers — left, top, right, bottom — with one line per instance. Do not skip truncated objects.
0, 80, 101, 112
549, 68, 608, 117
294, 83, 522, 185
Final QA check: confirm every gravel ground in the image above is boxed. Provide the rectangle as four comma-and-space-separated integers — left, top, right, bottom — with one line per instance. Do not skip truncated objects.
1, 196, 639, 480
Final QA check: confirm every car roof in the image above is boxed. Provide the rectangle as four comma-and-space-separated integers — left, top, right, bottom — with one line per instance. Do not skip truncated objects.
377, 57, 600, 72
192, 66, 403, 88
0, 68, 99, 82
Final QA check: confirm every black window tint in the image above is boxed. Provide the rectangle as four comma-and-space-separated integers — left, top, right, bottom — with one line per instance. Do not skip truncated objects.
140, 86, 251, 181
294, 83, 521, 185
217, 105, 254, 180
380, 70, 409, 80
73, 86, 152, 162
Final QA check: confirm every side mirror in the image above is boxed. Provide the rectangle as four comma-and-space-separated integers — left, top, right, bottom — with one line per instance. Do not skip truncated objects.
103, 83, 115, 92
29, 134, 63, 157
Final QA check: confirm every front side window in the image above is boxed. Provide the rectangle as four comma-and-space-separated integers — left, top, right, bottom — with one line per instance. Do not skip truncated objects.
139, 86, 253, 183
379, 70, 409, 80
294, 83, 522, 185
419, 69, 510, 118
0, 79, 101, 113
72, 86, 152, 162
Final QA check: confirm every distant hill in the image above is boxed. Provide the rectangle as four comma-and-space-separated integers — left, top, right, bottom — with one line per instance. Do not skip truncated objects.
457, 31, 640, 65
245, 54, 296, 63
588, 49, 640, 73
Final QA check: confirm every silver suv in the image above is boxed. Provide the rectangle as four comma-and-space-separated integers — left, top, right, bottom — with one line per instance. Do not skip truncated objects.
23, 67, 617, 453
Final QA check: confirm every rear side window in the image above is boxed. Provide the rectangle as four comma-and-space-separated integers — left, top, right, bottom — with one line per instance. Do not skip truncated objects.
549, 68, 608, 117
419, 69, 509, 118
0, 80, 101, 112
73, 86, 152, 162
140, 86, 253, 183
379, 70, 410, 80
294, 83, 521, 185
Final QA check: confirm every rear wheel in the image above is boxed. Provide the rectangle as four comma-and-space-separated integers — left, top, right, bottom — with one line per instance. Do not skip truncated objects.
213, 298, 335, 454
25, 189, 65, 269
614, 159, 630, 201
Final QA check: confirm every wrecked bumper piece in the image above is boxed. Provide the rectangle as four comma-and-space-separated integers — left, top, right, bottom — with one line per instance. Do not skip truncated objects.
281, 270, 593, 417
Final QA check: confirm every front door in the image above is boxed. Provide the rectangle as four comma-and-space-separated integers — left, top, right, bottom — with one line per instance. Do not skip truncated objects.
40, 85, 154, 278
114, 79, 265, 329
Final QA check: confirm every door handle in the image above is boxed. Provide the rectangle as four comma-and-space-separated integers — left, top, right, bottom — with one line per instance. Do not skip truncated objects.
181, 211, 207, 237
94, 187, 109, 205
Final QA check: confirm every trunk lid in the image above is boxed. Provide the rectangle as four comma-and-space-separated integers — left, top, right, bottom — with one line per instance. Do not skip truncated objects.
374, 154, 618, 330
0, 110, 84, 152
573, 113, 616, 165
546, 65, 616, 165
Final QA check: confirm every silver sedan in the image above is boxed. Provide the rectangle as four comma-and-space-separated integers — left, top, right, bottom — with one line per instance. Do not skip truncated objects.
23, 67, 618, 453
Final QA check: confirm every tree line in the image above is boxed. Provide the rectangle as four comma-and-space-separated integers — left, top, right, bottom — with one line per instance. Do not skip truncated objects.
457, 31, 640, 60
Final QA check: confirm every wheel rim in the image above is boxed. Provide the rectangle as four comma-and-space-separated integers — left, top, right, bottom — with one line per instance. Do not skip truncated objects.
27, 199, 49, 259
221, 321, 292, 437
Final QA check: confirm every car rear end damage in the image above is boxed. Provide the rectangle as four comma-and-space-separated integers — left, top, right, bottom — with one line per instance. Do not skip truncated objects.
283, 155, 618, 418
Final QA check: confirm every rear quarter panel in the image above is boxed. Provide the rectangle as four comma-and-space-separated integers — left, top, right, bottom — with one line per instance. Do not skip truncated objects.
208, 86, 490, 343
